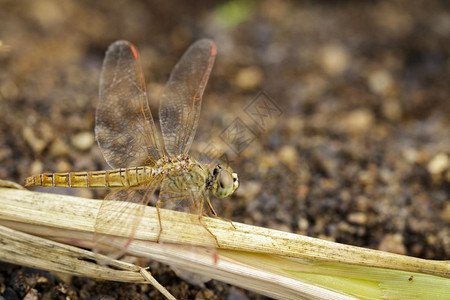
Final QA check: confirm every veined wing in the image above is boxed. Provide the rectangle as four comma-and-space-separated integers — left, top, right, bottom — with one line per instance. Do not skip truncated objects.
159, 39, 216, 157
158, 175, 218, 248
96, 40, 164, 168
94, 175, 162, 261
158, 186, 218, 285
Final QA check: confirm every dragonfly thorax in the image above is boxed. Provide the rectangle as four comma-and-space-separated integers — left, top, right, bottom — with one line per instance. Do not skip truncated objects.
157, 155, 210, 193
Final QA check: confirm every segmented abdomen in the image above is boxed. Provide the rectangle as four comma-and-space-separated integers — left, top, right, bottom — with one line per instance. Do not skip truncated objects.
25, 166, 156, 188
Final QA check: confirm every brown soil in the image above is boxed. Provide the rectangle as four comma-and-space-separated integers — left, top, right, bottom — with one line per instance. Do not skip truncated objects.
0, 0, 449, 299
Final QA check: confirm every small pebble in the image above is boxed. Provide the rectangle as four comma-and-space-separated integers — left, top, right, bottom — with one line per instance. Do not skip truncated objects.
378, 233, 407, 255
297, 184, 309, 199
23, 288, 39, 300
257, 153, 278, 170
0, 148, 12, 161
297, 217, 309, 231
339, 190, 351, 204
22, 127, 47, 154
358, 170, 374, 186
0, 79, 19, 100
39, 122, 55, 142
234, 66, 263, 90
286, 117, 304, 134
338, 221, 356, 234
71, 131, 94, 151
29, 160, 43, 175
56, 160, 71, 172
368, 69, 394, 95
347, 212, 367, 225
235, 181, 261, 201
379, 168, 393, 184
319, 44, 349, 76
30, 0, 64, 29
195, 288, 214, 300
382, 98, 402, 121
341, 109, 374, 134
440, 202, 450, 223
402, 147, 419, 164
427, 153, 449, 175
49, 138, 70, 157
411, 244, 423, 256
356, 195, 371, 211
426, 235, 437, 245
319, 178, 338, 190
278, 145, 298, 166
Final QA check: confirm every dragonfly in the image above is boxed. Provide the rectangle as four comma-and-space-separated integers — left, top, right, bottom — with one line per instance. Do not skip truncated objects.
25, 39, 239, 257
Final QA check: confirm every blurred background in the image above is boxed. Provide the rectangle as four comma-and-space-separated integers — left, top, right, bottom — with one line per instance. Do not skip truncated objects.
0, 0, 449, 299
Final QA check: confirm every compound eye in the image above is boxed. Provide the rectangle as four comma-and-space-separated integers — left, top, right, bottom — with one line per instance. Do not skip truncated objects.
218, 171, 232, 190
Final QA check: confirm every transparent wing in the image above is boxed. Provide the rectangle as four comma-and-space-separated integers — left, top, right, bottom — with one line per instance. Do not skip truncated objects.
158, 186, 217, 284
159, 39, 216, 157
93, 175, 162, 261
159, 190, 200, 214
158, 175, 218, 248
96, 40, 164, 168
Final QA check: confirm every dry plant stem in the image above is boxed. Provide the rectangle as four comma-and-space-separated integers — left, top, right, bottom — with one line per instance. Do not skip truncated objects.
0, 222, 355, 300
0, 183, 175, 300
0, 224, 143, 282
1, 187, 449, 279
0, 179, 25, 190
126, 241, 357, 300
0, 224, 176, 300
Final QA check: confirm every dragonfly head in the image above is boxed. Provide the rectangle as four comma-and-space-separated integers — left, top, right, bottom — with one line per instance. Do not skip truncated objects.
211, 164, 239, 198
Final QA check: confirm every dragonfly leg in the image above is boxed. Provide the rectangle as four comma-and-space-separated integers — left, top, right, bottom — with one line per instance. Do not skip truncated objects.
197, 193, 220, 247
155, 201, 163, 243
198, 215, 219, 247
156, 192, 189, 243
205, 193, 236, 229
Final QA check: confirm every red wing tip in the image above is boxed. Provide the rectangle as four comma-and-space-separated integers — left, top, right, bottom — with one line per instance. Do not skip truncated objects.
210, 43, 217, 57
195, 39, 216, 57
130, 45, 139, 59
107, 40, 139, 59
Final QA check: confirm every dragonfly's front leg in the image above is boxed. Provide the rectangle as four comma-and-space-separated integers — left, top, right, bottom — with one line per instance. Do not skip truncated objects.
155, 190, 210, 243
204, 191, 236, 230
155, 200, 163, 244
196, 191, 220, 247
156, 190, 185, 243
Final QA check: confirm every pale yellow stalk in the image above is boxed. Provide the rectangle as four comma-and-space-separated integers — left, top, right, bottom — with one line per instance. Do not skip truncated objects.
0, 185, 449, 299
